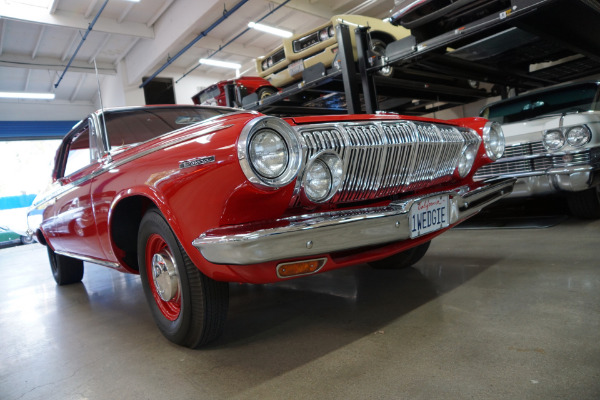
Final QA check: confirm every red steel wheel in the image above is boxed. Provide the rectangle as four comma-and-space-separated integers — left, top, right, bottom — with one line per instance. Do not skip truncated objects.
145, 233, 181, 321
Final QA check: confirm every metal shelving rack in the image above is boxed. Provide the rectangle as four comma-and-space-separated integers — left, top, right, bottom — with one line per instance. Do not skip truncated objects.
234, 0, 600, 116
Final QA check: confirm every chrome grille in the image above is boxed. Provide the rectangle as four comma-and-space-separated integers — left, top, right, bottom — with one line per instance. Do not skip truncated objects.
474, 150, 593, 178
503, 141, 545, 158
295, 121, 478, 203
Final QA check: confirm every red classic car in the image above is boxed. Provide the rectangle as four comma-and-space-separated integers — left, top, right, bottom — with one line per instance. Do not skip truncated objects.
191, 76, 277, 107
28, 105, 513, 347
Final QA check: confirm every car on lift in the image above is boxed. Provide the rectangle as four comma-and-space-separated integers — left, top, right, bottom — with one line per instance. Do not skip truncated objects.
389, 0, 513, 41
28, 104, 513, 347
256, 14, 411, 88
191, 76, 277, 107
474, 81, 600, 218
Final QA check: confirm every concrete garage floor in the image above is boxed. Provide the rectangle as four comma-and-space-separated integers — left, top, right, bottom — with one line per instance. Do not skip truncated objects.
1, 201, 599, 400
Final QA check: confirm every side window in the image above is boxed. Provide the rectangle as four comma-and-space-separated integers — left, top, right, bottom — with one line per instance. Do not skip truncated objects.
63, 125, 91, 177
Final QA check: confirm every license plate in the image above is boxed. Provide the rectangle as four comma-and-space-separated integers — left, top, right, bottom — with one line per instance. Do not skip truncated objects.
288, 60, 304, 77
409, 195, 450, 238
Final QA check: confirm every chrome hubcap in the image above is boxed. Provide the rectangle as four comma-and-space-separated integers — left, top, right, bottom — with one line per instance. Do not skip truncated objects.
151, 252, 180, 302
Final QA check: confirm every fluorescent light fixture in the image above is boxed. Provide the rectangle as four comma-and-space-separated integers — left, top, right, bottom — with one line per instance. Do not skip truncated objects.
0, 92, 55, 100
199, 58, 242, 69
248, 22, 292, 38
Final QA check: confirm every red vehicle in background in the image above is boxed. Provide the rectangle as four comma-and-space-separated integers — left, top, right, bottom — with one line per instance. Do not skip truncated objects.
192, 76, 278, 107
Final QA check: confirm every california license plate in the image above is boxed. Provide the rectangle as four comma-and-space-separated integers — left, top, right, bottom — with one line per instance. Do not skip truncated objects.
288, 60, 304, 77
409, 195, 450, 238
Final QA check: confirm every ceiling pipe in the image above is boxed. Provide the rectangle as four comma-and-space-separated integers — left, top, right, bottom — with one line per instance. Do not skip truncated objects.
176, 0, 292, 84
139, 0, 249, 89
54, 0, 109, 88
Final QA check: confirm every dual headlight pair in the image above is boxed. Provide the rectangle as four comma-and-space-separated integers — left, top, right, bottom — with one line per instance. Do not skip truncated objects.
239, 117, 506, 203
238, 117, 342, 203
543, 125, 592, 151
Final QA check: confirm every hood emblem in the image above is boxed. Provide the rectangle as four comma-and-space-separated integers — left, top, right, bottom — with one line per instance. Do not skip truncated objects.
179, 155, 216, 169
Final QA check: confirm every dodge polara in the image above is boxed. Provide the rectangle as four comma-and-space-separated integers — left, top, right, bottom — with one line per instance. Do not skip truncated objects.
28, 105, 514, 347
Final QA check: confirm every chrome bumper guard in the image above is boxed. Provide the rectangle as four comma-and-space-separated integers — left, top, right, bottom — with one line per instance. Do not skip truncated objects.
193, 178, 516, 265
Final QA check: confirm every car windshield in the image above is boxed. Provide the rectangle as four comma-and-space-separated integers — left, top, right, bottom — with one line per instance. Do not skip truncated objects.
480, 83, 600, 124
103, 106, 231, 150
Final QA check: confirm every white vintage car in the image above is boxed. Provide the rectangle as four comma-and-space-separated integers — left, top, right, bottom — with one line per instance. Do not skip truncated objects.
474, 81, 600, 218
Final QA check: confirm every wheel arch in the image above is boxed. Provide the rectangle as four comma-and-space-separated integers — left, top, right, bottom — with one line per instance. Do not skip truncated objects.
369, 30, 395, 45
108, 193, 159, 271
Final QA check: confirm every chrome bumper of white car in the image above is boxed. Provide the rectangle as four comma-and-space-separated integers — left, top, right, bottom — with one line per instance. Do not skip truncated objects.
497, 165, 600, 197
193, 178, 515, 265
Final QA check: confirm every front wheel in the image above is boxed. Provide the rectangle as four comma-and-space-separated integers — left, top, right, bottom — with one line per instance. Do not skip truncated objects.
369, 241, 431, 269
138, 209, 229, 348
47, 246, 84, 285
370, 38, 393, 77
257, 87, 277, 100
567, 186, 600, 219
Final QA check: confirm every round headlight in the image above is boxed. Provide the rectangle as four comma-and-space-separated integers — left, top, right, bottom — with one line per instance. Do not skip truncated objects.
566, 125, 591, 147
457, 143, 478, 178
543, 129, 565, 150
267, 58, 273, 68
248, 129, 288, 178
238, 116, 302, 189
319, 28, 329, 41
483, 121, 505, 160
261, 60, 268, 70
305, 159, 331, 202
303, 152, 344, 203
328, 25, 335, 37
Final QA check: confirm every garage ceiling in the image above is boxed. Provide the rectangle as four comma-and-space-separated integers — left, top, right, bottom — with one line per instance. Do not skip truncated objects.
0, 0, 397, 104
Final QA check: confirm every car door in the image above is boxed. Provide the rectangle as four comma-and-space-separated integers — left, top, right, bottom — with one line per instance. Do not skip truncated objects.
49, 118, 105, 260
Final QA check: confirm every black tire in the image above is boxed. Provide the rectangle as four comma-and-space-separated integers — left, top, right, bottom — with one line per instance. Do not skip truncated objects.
369, 241, 431, 269
257, 87, 277, 100
47, 246, 84, 285
138, 209, 229, 348
370, 38, 393, 77
567, 187, 600, 219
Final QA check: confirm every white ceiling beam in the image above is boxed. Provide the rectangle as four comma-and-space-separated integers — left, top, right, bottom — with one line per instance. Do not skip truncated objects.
84, 0, 99, 19
32, 26, 46, 59
268, 0, 335, 18
193, 35, 269, 59
48, 0, 60, 14
118, 3, 134, 24
114, 37, 140, 66
62, 31, 79, 61
0, 54, 116, 75
147, 0, 175, 28
24, 69, 32, 91
88, 33, 111, 63
70, 74, 86, 102
0, 4, 154, 39
124, 0, 223, 86
0, 19, 5, 56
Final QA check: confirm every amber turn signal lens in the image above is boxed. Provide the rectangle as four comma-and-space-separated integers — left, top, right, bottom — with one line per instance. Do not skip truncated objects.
277, 258, 326, 278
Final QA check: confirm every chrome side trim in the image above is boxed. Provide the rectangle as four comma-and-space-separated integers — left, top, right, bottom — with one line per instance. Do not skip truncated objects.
54, 250, 122, 270
193, 178, 516, 265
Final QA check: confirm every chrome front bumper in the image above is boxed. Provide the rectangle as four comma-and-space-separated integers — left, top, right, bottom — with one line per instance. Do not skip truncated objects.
193, 178, 515, 265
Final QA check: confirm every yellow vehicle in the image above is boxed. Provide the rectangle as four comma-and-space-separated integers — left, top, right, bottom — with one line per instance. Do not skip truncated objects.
256, 15, 410, 88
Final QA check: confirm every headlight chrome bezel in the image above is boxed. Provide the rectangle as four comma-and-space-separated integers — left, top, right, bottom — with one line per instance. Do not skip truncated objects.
238, 116, 302, 190
482, 121, 505, 161
543, 124, 592, 151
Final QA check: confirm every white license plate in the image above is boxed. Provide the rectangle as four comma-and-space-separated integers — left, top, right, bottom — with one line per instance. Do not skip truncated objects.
409, 195, 450, 238
288, 60, 304, 77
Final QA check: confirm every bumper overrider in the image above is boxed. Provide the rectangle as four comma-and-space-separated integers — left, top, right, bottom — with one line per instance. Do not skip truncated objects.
193, 178, 516, 265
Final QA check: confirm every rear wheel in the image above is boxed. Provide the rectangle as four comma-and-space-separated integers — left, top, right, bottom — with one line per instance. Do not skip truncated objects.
567, 186, 600, 219
47, 246, 84, 285
138, 209, 229, 348
369, 241, 431, 269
